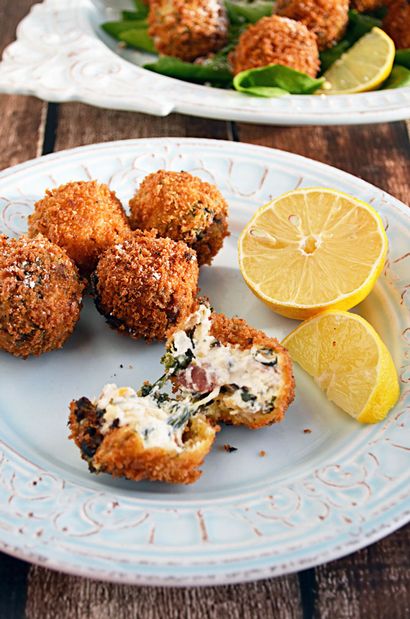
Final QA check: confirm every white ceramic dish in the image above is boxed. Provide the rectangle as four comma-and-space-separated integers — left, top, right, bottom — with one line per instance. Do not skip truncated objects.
0, 0, 409, 125
0, 138, 409, 586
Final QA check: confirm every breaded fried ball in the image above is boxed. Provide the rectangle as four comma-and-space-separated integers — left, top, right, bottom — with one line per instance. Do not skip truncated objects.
230, 16, 320, 77
92, 231, 199, 341
276, 0, 349, 51
148, 0, 228, 61
350, 0, 385, 12
0, 234, 84, 358
165, 304, 295, 429
28, 181, 130, 274
69, 391, 217, 484
129, 170, 229, 266
383, 0, 410, 49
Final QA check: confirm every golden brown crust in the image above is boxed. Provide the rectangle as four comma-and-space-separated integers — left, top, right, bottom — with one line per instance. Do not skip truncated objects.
93, 230, 199, 341
28, 181, 130, 274
148, 0, 228, 61
207, 313, 295, 429
230, 16, 320, 77
0, 234, 84, 357
350, 0, 385, 11
69, 399, 218, 484
383, 0, 410, 49
129, 170, 229, 266
276, 0, 349, 51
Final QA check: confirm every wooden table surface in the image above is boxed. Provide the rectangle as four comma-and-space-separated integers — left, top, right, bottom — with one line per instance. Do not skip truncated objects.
0, 2, 409, 618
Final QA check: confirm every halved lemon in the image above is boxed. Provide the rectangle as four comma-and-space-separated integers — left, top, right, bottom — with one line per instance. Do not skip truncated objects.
238, 187, 388, 320
319, 27, 395, 94
283, 311, 400, 423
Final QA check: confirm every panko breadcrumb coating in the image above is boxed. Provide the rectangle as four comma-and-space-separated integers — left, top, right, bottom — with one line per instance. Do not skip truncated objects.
350, 0, 385, 12
383, 0, 410, 49
148, 0, 228, 61
28, 181, 130, 274
0, 234, 84, 358
165, 305, 295, 430
92, 231, 199, 341
129, 170, 229, 266
69, 395, 217, 484
276, 0, 349, 51
230, 16, 320, 77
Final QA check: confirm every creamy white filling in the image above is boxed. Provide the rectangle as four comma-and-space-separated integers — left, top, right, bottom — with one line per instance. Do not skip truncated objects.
169, 305, 282, 414
95, 384, 187, 452
94, 383, 217, 453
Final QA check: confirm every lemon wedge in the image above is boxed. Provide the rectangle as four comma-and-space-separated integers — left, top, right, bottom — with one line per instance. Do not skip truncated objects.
238, 187, 388, 320
320, 27, 395, 94
283, 311, 400, 423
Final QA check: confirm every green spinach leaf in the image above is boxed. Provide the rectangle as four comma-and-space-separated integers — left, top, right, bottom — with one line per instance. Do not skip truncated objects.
225, 0, 275, 24
383, 65, 410, 89
145, 56, 233, 86
395, 49, 410, 70
120, 29, 156, 54
233, 64, 324, 97
102, 19, 147, 40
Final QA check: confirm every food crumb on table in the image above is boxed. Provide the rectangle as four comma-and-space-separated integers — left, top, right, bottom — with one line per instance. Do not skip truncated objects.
223, 444, 238, 453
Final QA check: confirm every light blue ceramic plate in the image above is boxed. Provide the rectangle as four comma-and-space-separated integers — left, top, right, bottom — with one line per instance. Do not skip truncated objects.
0, 139, 409, 585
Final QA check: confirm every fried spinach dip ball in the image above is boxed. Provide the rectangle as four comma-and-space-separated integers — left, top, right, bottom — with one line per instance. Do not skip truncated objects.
148, 0, 228, 62
165, 304, 295, 430
69, 304, 295, 484
69, 389, 218, 484
28, 181, 130, 274
0, 234, 84, 358
383, 0, 410, 49
129, 170, 229, 266
276, 0, 349, 51
230, 15, 320, 77
92, 231, 199, 341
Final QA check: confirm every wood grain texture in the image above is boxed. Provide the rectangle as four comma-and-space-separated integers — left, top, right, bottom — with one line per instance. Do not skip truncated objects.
236, 122, 410, 204
0, 0, 46, 170
54, 102, 230, 151
26, 569, 302, 619
315, 523, 410, 619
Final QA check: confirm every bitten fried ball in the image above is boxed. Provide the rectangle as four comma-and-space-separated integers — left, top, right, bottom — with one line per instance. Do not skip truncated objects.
165, 304, 295, 429
92, 231, 199, 341
129, 170, 229, 266
276, 0, 349, 51
350, 0, 385, 12
28, 181, 130, 274
230, 16, 320, 77
69, 388, 218, 484
0, 234, 84, 357
383, 0, 410, 49
148, 0, 228, 61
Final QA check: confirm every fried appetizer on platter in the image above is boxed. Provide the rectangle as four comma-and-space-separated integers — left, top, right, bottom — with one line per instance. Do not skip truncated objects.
148, 0, 228, 61
69, 385, 218, 484
92, 231, 199, 341
129, 170, 229, 266
0, 234, 84, 358
28, 181, 130, 274
164, 305, 295, 429
383, 0, 410, 49
230, 16, 320, 77
276, 0, 349, 51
